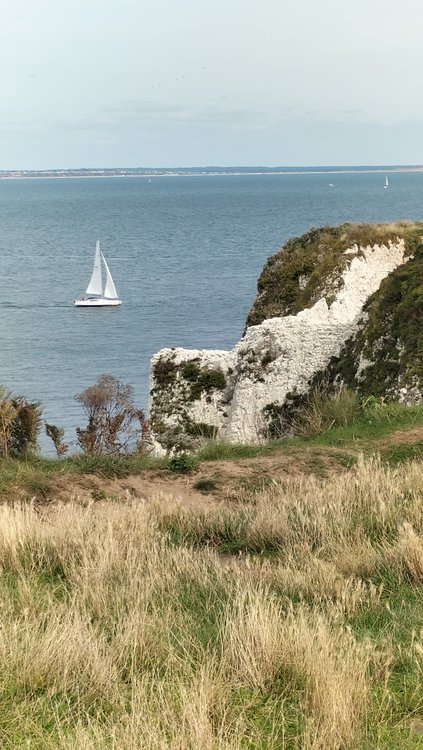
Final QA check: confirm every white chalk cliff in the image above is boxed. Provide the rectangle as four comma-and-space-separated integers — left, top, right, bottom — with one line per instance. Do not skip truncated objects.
149, 227, 416, 451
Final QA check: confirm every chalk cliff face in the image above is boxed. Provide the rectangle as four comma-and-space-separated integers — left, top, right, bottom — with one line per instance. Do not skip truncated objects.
149, 222, 423, 451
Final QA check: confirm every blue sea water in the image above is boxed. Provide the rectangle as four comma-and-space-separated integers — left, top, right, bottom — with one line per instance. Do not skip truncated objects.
0, 170, 422, 453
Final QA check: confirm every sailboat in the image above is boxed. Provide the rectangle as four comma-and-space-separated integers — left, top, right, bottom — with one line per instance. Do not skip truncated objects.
384, 176, 389, 189
74, 241, 122, 307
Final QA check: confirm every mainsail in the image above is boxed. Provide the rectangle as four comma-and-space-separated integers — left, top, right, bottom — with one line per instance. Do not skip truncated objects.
85, 241, 103, 296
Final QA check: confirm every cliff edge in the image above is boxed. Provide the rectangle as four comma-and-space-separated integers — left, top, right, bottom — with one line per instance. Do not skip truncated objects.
149, 222, 423, 451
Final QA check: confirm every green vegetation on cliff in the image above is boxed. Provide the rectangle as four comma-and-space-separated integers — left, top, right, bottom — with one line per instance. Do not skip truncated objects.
328, 239, 423, 396
247, 221, 423, 327
150, 354, 227, 450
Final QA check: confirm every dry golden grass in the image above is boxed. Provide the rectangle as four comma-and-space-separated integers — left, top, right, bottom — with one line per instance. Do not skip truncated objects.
0, 456, 422, 747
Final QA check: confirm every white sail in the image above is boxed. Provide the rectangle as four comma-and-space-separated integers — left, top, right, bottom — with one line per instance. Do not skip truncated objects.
384, 176, 389, 188
74, 241, 122, 306
85, 241, 103, 296
101, 252, 119, 299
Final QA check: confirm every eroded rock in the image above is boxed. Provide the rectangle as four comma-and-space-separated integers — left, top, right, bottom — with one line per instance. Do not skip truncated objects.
149, 222, 423, 451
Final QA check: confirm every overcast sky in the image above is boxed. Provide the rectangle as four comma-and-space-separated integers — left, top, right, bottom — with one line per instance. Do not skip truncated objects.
1, 0, 423, 168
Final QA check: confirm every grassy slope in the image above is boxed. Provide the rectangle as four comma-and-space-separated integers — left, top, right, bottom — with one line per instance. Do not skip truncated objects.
2, 401, 423, 502
0, 405, 423, 746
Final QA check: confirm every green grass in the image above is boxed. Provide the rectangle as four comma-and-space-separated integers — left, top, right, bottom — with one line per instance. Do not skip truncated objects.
160, 508, 253, 554
63, 451, 167, 477
193, 402, 423, 466
197, 440, 267, 461
171, 572, 228, 660
349, 581, 423, 749
304, 402, 423, 447
0, 452, 168, 497
380, 441, 423, 465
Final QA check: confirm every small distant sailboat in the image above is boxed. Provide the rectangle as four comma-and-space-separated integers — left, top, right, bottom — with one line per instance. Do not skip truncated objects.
328, 183, 334, 188
384, 176, 389, 189
74, 241, 122, 307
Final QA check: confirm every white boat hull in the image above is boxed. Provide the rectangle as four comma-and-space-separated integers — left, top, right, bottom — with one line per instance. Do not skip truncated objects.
74, 298, 122, 307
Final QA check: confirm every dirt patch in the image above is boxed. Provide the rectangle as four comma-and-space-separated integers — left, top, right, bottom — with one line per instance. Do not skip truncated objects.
39, 444, 353, 507
13, 422, 422, 508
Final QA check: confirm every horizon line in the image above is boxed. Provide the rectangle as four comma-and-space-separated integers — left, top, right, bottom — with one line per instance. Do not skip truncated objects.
2, 163, 423, 173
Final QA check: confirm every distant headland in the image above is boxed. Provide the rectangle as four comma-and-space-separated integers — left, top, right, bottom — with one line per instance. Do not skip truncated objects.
2, 165, 423, 179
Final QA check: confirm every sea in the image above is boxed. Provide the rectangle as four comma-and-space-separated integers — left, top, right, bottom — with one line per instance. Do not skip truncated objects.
0, 169, 423, 453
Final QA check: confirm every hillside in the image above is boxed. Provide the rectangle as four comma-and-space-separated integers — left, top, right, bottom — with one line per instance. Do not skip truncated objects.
2, 221, 423, 747
2, 400, 423, 505
1, 408, 423, 748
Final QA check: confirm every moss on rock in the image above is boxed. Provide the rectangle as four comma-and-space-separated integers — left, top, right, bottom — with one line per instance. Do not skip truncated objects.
150, 355, 227, 451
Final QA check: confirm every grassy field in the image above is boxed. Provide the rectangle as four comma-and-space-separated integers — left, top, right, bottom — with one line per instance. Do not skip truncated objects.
0, 451, 423, 747
0, 403, 423, 746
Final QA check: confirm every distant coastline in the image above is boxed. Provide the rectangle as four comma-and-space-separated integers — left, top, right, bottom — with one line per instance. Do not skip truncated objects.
2, 165, 423, 179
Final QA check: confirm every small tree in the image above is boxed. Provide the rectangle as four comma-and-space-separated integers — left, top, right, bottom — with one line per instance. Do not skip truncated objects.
75, 374, 146, 455
9, 397, 42, 456
0, 388, 41, 457
45, 423, 69, 456
0, 396, 16, 458
135, 408, 154, 454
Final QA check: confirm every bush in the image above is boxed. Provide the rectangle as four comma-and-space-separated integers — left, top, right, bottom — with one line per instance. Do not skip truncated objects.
181, 362, 201, 381
75, 374, 146, 455
193, 478, 219, 494
153, 358, 178, 386
169, 453, 198, 473
0, 388, 41, 457
45, 423, 69, 456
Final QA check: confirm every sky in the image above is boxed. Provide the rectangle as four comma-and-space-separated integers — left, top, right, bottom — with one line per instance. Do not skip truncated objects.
1, 0, 423, 169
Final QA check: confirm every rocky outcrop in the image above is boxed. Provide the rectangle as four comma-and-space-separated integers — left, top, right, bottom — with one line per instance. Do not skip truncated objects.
149, 222, 423, 451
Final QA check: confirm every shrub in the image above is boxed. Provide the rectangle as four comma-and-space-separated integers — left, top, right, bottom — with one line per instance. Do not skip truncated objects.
45, 423, 69, 456
0, 388, 41, 457
75, 374, 144, 455
169, 453, 198, 473
181, 362, 201, 381
193, 478, 219, 494
153, 358, 178, 386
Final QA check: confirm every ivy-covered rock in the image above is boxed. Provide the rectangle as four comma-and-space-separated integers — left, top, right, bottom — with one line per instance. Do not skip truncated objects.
149, 349, 231, 452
